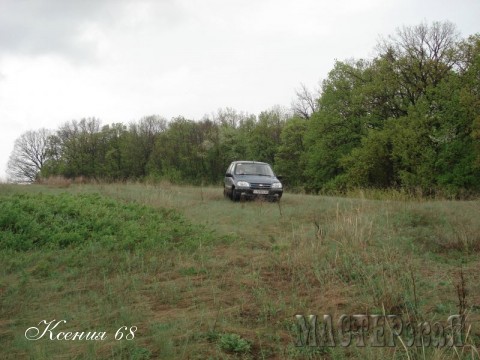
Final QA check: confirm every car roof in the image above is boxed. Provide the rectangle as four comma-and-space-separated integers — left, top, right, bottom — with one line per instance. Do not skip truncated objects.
232, 161, 268, 165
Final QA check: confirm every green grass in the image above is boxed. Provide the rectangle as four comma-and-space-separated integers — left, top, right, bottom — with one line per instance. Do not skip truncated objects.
0, 192, 218, 251
1, 183, 479, 359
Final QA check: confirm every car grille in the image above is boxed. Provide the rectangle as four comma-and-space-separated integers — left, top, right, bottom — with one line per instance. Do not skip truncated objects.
250, 183, 272, 190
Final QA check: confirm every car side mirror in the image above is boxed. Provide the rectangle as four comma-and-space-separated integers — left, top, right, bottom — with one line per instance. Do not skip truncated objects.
276, 175, 283, 181
225, 173, 233, 177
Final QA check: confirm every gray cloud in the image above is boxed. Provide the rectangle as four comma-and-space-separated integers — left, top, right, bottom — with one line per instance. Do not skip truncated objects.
0, 0, 183, 61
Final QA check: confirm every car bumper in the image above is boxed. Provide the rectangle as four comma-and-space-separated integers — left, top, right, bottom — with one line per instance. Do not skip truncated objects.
236, 188, 283, 200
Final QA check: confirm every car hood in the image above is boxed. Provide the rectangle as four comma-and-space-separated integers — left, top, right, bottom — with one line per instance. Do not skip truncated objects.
236, 175, 279, 184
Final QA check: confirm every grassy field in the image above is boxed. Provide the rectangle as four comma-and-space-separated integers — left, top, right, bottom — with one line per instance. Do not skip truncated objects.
1, 183, 479, 359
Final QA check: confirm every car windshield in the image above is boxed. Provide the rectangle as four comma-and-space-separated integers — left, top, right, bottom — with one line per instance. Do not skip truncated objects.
234, 163, 274, 176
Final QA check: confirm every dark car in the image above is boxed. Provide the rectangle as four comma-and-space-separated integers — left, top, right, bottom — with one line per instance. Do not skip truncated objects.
223, 161, 283, 201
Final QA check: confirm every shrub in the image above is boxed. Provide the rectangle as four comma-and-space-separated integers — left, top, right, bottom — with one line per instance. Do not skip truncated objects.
218, 333, 251, 354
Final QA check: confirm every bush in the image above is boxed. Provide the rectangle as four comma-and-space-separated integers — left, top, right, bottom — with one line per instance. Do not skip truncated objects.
218, 333, 251, 354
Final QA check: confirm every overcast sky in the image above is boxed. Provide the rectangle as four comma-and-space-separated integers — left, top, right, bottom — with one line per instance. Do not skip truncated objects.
0, 0, 479, 180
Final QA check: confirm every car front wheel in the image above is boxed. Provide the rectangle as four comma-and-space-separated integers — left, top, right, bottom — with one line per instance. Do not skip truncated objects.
232, 188, 240, 201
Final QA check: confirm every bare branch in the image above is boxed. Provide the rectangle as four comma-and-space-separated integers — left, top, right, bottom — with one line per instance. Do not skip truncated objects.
7, 128, 52, 183
291, 83, 318, 119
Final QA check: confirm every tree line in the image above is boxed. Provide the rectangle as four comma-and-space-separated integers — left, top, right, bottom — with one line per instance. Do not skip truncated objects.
7, 21, 480, 197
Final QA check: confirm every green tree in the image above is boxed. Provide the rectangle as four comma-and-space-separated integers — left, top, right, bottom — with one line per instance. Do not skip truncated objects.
101, 123, 128, 180
342, 126, 397, 188
44, 118, 102, 178
123, 115, 167, 179
303, 60, 370, 192
275, 117, 308, 188
247, 107, 287, 164
149, 117, 204, 183
377, 21, 461, 109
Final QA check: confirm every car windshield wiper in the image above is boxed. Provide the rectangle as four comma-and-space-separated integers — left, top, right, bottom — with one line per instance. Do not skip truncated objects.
252, 174, 271, 176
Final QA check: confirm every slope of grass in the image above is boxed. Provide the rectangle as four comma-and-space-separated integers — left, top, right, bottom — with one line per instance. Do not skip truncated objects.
0, 192, 217, 251
1, 183, 479, 359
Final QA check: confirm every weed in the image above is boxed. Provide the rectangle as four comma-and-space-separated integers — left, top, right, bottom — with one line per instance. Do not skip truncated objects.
217, 333, 251, 354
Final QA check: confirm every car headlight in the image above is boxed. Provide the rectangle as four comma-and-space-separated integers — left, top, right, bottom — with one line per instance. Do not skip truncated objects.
236, 181, 250, 187
271, 182, 282, 189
